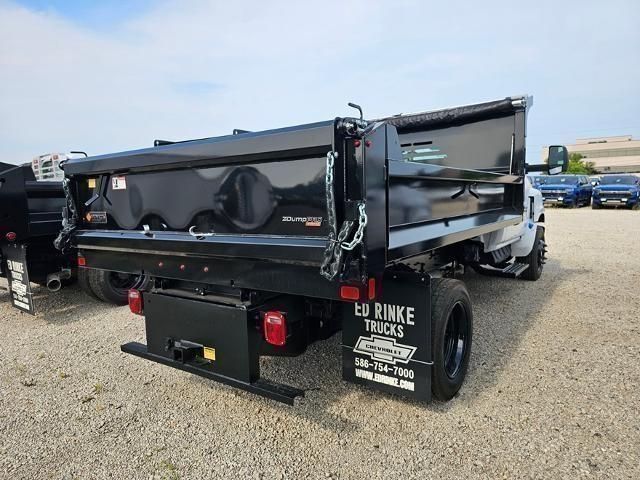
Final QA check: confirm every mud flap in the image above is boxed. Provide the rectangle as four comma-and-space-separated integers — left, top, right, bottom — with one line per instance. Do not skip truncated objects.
1, 243, 35, 314
342, 271, 432, 401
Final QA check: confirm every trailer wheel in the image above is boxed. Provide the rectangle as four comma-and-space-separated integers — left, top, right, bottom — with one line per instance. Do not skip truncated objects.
517, 226, 545, 281
431, 278, 473, 401
77, 268, 99, 300
88, 269, 150, 305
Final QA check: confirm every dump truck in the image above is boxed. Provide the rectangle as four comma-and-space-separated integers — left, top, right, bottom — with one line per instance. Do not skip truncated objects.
58, 96, 567, 404
0, 161, 148, 313
0, 161, 72, 312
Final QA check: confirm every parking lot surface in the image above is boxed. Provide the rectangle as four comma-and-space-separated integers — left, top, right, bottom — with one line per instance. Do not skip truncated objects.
1, 208, 639, 479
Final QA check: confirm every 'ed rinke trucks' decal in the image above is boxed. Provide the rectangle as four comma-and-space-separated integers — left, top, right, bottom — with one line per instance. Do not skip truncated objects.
342, 275, 432, 400
3, 244, 35, 314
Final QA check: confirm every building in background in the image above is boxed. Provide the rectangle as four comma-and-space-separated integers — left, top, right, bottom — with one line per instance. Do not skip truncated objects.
541, 135, 640, 173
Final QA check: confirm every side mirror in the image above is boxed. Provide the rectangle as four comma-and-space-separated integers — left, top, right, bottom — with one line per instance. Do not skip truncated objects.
547, 146, 568, 175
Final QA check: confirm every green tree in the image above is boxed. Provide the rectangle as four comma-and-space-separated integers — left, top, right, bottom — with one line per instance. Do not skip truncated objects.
566, 153, 598, 174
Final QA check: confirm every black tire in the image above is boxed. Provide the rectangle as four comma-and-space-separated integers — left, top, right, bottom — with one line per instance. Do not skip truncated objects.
517, 226, 546, 281
77, 268, 99, 300
88, 269, 150, 305
430, 278, 473, 401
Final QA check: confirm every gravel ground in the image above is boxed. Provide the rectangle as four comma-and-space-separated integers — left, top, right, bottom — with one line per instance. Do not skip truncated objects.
1, 208, 639, 479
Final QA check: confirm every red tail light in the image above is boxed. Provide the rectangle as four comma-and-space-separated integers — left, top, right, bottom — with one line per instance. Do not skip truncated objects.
263, 311, 287, 346
77, 256, 86, 266
128, 289, 143, 315
5, 232, 16, 242
340, 285, 361, 301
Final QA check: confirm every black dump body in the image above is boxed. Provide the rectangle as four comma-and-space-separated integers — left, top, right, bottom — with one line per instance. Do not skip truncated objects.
60, 96, 531, 403
0, 162, 66, 242
1, 161, 72, 313
0, 162, 69, 283
62, 96, 528, 300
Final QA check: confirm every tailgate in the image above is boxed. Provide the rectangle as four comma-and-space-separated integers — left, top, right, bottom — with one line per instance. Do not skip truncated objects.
65, 121, 345, 266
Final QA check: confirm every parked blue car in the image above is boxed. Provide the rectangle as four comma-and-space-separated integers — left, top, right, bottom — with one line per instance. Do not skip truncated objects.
592, 175, 640, 209
538, 174, 592, 208
528, 175, 545, 189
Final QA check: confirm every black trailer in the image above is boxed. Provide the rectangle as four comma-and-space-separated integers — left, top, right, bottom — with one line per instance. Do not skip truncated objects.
0, 161, 149, 312
60, 96, 567, 404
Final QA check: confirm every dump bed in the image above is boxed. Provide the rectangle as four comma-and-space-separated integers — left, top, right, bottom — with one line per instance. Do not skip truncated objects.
1, 162, 69, 309
0, 162, 66, 241
63, 96, 529, 298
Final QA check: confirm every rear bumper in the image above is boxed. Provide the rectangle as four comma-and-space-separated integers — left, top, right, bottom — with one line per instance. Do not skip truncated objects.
122, 342, 305, 405
123, 291, 307, 405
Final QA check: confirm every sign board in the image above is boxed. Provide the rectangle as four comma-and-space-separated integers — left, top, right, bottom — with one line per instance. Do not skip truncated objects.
2, 244, 35, 314
342, 273, 431, 401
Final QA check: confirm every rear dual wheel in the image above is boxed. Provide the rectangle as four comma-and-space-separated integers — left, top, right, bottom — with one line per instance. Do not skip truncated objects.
77, 268, 99, 300
431, 278, 473, 401
80, 268, 149, 305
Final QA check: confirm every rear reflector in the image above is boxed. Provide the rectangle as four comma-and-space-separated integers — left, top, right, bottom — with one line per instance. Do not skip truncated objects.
5, 232, 17, 242
368, 278, 376, 300
128, 289, 143, 315
340, 285, 361, 301
263, 311, 287, 346
77, 256, 86, 266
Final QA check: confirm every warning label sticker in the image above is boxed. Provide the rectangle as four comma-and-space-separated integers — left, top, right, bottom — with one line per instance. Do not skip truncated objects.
111, 176, 127, 190
203, 346, 216, 361
86, 211, 108, 224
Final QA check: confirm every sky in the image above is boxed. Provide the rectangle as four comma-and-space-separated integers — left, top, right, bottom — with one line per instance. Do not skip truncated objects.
1, 0, 639, 165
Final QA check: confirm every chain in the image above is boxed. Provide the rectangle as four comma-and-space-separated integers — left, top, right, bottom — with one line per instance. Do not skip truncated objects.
341, 203, 368, 251
320, 150, 368, 280
320, 150, 340, 280
53, 177, 79, 253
